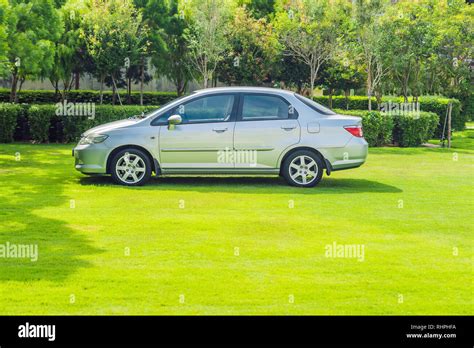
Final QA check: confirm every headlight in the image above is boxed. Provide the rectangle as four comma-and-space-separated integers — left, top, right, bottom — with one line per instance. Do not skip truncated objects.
79, 134, 109, 145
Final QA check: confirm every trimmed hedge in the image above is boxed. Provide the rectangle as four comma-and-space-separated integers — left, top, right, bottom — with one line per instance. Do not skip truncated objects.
315, 95, 463, 136
334, 109, 394, 147
0, 103, 22, 143
29, 105, 55, 143
316, 95, 376, 111
0, 103, 159, 143
0, 88, 177, 106
392, 113, 440, 147
0, 89, 464, 135
336, 109, 439, 147
0, 103, 442, 147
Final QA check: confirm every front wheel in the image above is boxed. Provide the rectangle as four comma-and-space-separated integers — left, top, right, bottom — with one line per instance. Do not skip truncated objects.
110, 149, 152, 186
282, 150, 324, 187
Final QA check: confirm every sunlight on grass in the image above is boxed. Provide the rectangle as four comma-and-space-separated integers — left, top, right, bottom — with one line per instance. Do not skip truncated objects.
0, 137, 472, 315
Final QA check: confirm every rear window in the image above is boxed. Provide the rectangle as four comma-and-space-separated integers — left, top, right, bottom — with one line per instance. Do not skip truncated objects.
294, 93, 336, 115
242, 94, 291, 120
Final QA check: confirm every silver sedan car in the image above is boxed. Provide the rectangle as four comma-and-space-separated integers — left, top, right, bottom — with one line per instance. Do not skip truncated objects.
73, 87, 368, 187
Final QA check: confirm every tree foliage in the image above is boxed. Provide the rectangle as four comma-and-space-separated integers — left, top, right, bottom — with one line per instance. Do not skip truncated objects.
217, 6, 279, 86
0, 0, 471, 117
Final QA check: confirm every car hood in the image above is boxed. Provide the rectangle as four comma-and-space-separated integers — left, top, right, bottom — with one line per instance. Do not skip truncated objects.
82, 119, 139, 137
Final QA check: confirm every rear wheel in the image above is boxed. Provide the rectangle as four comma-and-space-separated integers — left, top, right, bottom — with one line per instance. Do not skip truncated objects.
110, 149, 152, 186
282, 150, 323, 187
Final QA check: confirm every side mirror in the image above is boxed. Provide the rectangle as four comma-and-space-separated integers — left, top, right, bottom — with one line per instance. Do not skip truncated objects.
167, 115, 182, 130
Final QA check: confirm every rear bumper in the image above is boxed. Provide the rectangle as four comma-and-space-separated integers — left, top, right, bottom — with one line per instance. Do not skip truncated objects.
73, 144, 109, 174
325, 137, 368, 171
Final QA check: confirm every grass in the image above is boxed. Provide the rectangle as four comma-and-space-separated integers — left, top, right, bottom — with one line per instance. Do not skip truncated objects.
0, 129, 472, 315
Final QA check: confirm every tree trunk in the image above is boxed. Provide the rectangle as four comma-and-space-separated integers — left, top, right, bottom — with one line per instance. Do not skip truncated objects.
309, 65, 315, 98
367, 68, 372, 111
99, 76, 104, 105
328, 88, 333, 109
111, 75, 122, 106
112, 80, 116, 106
203, 56, 208, 89
344, 90, 349, 110
375, 90, 382, 110
402, 77, 409, 103
10, 71, 18, 103
17, 77, 25, 101
176, 77, 186, 97
127, 76, 132, 104
52, 80, 59, 101
297, 82, 303, 95
74, 72, 80, 90
140, 56, 144, 106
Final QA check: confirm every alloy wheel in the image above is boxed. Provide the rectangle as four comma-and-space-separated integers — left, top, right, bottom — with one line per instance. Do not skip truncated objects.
115, 152, 147, 184
288, 155, 318, 185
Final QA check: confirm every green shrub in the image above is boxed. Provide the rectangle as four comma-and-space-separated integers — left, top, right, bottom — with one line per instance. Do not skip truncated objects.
0, 103, 21, 143
392, 112, 439, 147
28, 105, 56, 143
315, 95, 463, 135
0, 89, 177, 105
0, 103, 160, 143
459, 92, 473, 122
315, 95, 377, 110
335, 109, 394, 147
335, 109, 438, 147
61, 105, 158, 142
14, 104, 31, 141
415, 96, 463, 136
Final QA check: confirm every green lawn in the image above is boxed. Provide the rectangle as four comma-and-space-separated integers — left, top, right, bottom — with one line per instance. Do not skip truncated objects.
0, 130, 472, 315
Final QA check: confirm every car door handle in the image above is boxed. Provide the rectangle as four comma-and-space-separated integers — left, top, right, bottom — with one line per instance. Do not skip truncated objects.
212, 127, 228, 133
281, 125, 296, 131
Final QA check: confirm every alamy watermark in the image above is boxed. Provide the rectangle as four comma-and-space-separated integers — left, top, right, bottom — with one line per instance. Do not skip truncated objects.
18, 322, 55, 341
380, 101, 420, 117
0, 241, 38, 262
55, 100, 96, 120
217, 147, 257, 167
325, 241, 365, 262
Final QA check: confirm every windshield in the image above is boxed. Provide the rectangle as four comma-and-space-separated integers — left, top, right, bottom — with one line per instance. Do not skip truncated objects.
143, 94, 193, 119
294, 93, 336, 115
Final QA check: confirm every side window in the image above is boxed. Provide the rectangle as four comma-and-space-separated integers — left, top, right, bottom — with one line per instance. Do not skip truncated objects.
176, 94, 235, 123
241, 95, 294, 120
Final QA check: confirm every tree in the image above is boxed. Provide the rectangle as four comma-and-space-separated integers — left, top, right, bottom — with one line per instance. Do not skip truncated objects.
378, 1, 436, 102
273, 0, 343, 97
428, 0, 473, 112
319, 56, 364, 109
350, 0, 388, 110
143, 0, 192, 97
185, 0, 232, 88
50, 0, 94, 100
0, 0, 9, 77
7, 0, 62, 102
272, 54, 310, 93
217, 6, 279, 86
238, 0, 275, 19
81, 0, 149, 104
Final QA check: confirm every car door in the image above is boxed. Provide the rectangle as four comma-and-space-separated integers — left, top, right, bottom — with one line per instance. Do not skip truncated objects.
158, 93, 237, 170
233, 93, 300, 168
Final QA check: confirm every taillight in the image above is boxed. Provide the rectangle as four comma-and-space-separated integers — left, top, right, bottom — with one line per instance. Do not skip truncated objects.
344, 125, 363, 137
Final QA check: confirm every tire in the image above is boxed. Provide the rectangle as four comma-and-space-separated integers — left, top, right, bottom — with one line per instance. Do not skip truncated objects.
282, 150, 324, 187
110, 148, 152, 186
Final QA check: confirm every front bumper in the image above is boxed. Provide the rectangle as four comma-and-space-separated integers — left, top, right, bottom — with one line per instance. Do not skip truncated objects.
73, 143, 110, 174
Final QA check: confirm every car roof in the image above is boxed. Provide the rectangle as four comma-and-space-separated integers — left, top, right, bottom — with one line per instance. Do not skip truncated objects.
193, 86, 296, 97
